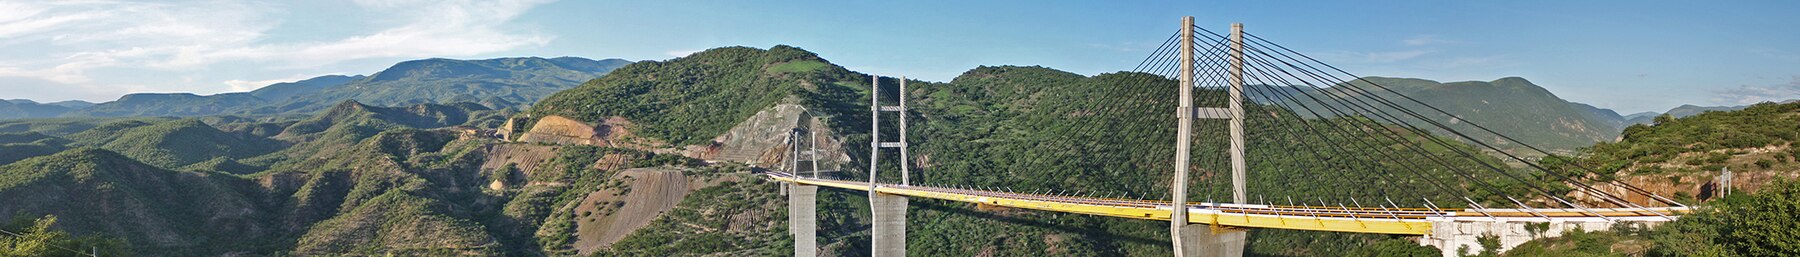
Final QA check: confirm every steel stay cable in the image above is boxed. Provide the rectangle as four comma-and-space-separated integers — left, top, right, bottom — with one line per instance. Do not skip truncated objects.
1241, 32, 1683, 208
1235, 55, 1544, 215
1230, 38, 1649, 219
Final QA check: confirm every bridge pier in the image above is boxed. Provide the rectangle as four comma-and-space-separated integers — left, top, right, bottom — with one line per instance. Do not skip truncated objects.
870, 193, 908, 257
1179, 225, 1246, 257
787, 184, 818, 256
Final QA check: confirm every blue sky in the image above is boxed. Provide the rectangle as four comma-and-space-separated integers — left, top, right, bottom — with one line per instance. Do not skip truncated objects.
3, 0, 1798, 114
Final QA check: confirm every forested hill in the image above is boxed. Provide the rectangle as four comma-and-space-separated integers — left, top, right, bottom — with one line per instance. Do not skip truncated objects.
1497, 102, 1800, 256
1278, 77, 1630, 155
1546, 101, 1800, 203
58, 56, 629, 118
529, 45, 863, 146
531, 46, 1528, 256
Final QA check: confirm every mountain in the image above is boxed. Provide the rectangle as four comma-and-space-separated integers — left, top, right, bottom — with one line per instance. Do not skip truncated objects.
80, 119, 282, 170
1622, 111, 1660, 125
1666, 104, 1753, 118
0, 148, 271, 254
0, 99, 79, 119
44, 100, 96, 109
53, 57, 630, 118
278, 57, 631, 113
69, 92, 266, 118
1280, 76, 1626, 155
248, 75, 365, 101
1614, 100, 1800, 127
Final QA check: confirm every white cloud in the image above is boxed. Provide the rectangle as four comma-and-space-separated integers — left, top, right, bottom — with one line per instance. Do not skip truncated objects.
1714, 76, 1800, 105
0, 0, 555, 90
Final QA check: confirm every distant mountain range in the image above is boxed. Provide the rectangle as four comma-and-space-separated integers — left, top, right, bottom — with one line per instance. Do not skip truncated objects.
7, 56, 629, 119
0, 99, 96, 119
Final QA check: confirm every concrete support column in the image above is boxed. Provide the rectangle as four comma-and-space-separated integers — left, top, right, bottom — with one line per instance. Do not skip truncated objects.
1180, 225, 1246, 257
870, 193, 909, 257
788, 184, 818, 256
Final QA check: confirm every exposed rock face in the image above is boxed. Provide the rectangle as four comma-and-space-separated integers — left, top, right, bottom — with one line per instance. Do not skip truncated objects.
1571, 170, 1800, 206
572, 168, 691, 254
478, 143, 561, 190
690, 103, 851, 172
516, 115, 660, 149
515, 104, 852, 174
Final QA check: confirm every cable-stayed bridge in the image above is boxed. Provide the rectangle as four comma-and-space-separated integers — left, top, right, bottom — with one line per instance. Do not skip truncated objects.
772, 16, 1689, 257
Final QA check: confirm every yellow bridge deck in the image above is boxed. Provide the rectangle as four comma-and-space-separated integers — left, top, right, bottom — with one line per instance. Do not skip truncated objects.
768, 173, 1687, 235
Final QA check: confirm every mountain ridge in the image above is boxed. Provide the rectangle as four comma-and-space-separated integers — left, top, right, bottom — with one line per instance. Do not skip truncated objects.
23, 56, 629, 119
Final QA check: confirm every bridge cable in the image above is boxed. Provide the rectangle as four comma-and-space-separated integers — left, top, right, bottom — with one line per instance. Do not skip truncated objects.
1239, 32, 1682, 210
1231, 33, 1668, 218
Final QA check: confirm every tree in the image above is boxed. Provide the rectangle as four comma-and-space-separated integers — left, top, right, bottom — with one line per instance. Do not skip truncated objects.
1651, 179, 1800, 256
0, 215, 125, 257
1347, 238, 1440, 257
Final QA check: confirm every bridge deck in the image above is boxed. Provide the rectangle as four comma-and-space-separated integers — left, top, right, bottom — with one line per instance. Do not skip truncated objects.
767, 172, 1687, 235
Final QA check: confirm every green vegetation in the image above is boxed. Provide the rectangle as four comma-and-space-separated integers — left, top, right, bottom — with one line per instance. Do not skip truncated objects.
0, 215, 125, 257
530, 45, 863, 146
1287, 77, 1628, 156
1547, 102, 1800, 179
1493, 179, 1800, 257
0, 99, 80, 120
1345, 238, 1441, 257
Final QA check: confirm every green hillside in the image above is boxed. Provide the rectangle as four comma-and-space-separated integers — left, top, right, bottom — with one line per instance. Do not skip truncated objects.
86, 119, 280, 170
527, 46, 1548, 256
1283, 77, 1625, 156
0, 100, 80, 120
279, 57, 631, 114
0, 148, 272, 254
531, 45, 860, 146
1545, 101, 1799, 188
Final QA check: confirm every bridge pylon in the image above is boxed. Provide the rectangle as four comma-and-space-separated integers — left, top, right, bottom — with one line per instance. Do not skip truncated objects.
1171, 16, 1249, 257
868, 75, 911, 257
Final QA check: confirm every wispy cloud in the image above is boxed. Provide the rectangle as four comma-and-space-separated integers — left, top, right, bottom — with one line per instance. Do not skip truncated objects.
1714, 76, 1800, 105
1402, 35, 1458, 46
0, 0, 554, 88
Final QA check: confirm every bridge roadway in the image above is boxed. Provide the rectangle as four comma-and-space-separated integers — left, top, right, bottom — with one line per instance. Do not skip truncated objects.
767, 172, 1688, 235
